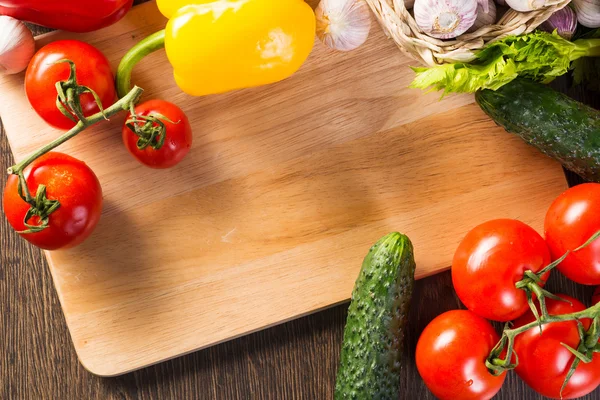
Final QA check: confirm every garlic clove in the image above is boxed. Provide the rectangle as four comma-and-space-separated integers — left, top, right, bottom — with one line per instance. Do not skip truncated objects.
468, 0, 497, 32
478, 0, 490, 13
572, 0, 600, 28
0, 16, 35, 75
414, 0, 478, 39
541, 6, 577, 39
316, 0, 372, 52
504, 0, 546, 12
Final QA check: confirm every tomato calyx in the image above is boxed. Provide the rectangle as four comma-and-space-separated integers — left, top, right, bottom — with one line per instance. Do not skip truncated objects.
559, 317, 600, 396
125, 105, 178, 151
486, 303, 600, 394
515, 257, 573, 330
53, 59, 108, 124
486, 322, 519, 373
514, 229, 600, 328
15, 173, 60, 234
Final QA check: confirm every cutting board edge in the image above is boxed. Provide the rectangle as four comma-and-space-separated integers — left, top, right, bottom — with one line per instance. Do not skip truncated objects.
73, 297, 354, 377
59, 257, 455, 376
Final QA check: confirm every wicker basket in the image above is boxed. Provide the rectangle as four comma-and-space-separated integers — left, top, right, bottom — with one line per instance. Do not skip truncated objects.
365, 0, 571, 66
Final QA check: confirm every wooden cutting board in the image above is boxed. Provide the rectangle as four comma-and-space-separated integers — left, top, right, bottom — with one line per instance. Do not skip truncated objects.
0, 1, 567, 376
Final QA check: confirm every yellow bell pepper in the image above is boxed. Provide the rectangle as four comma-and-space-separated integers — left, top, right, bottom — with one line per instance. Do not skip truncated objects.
116, 0, 316, 97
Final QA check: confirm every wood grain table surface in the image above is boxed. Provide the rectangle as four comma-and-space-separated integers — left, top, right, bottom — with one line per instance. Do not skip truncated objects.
2, 3, 600, 399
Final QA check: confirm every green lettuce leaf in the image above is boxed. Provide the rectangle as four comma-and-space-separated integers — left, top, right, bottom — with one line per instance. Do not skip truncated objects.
411, 31, 600, 95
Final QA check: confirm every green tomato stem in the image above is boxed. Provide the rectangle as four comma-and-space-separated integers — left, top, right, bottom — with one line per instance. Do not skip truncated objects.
507, 302, 600, 337
514, 229, 600, 326
7, 86, 144, 176
116, 30, 166, 99
487, 302, 600, 374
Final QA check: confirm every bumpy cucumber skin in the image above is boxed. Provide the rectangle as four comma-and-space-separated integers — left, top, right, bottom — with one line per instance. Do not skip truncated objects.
475, 78, 600, 182
334, 232, 416, 400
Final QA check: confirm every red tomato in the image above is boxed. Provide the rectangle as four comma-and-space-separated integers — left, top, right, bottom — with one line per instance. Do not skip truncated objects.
452, 219, 551, 322
416, 310, 506, 400
593, 287, 599, 305
122, 100, 192, 169
545, 183, 600, 285
3, 152, 103, 250
513, 295, 600, 399
25, 40, 116, 130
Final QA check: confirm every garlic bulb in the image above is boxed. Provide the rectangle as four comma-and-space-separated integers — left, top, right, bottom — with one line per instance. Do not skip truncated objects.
0, 16, 35, 75
573, 0, 600, 28
414, 0, 478, 39
504, 0, 546, 12
468, 0, 496, 32
316, 0, 372, 52
541, 6, 577, 39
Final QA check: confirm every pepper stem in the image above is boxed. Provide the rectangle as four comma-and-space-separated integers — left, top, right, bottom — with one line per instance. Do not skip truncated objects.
116, 29, 166, 99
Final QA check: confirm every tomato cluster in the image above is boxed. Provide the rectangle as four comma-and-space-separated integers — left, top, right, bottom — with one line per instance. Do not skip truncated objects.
3, 40, 193, 250
416, 183, 600, 400
512, 295, 600, 399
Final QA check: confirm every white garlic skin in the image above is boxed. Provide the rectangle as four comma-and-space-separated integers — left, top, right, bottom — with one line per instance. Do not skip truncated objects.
572, 0, 600, 28
0, 16, 35, 75
468, 0, 497, 32
316, 0, 372, 52
504, 0, 546, 12
414, 0, 478, 39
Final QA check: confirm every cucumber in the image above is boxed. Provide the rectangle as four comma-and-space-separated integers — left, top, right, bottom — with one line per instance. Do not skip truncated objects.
335, 232, 416, 400
475, 78, 600, 182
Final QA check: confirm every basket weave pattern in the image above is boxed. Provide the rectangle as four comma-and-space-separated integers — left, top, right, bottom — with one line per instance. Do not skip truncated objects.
365, 0, 571, 66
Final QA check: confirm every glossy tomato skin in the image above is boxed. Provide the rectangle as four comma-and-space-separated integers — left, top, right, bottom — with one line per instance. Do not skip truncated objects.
452, 219, 551, 322
545, 183, 600, 285
122, 100, 192, 169
2, 152, 103, 250
25, 40, 116, 130
513, 295, 600, 399
416, 310, 506, 400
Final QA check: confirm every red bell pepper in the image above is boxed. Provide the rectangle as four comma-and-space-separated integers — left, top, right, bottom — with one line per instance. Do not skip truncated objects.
0, 0, 133, 33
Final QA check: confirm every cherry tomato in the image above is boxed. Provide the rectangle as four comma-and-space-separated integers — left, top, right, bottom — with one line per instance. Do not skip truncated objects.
452, 219, 551, 322
122, 100, 192, 169
513, 295, 600, 399
25, 40, 116, 130
593, 287, 599, 305
3, 152, 103, 250
416, 310, 506, 400
545, 183, 600, 285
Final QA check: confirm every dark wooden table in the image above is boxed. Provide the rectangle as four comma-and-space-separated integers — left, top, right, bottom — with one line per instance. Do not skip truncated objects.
2, 5, 600, 399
